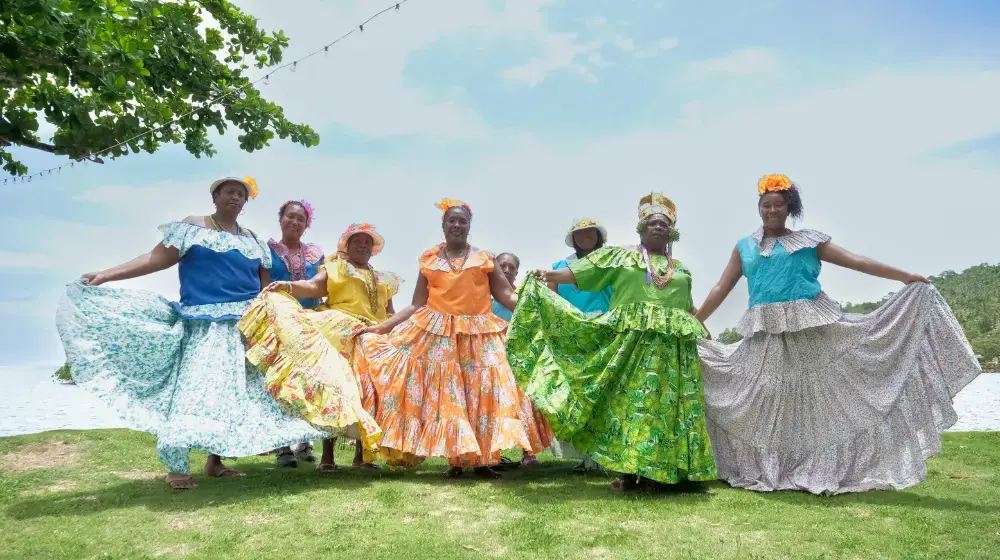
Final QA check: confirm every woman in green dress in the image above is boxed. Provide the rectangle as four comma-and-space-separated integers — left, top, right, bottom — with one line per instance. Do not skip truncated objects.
506, 193, 716, 491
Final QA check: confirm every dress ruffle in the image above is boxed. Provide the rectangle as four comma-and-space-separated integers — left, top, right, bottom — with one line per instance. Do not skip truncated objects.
751, 228, 830, 257
699, 282, 982, 494
238, 290, 383, 450
594, 302, 707, 340
159, 221, 271, 267
734, 291, 843, 336
57, 280, 325, 456
354, 306, 545, 468
410, 306, 509, 336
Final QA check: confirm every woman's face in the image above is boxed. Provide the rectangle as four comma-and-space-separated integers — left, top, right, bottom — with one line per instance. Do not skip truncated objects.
758, 192, 789, 229
213, 182, 248, 214
639, 214, 672, 251
346, 233, 374, 265
496, 255, 519, 285
279, 203, 309, 240
572, 228, 600, 251
442, 207, 471, 244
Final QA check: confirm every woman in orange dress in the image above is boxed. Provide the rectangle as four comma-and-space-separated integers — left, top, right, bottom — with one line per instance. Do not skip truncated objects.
357, 199, 547, 479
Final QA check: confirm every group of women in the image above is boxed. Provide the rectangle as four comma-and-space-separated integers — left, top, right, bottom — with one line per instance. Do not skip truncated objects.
57, 174, 982, 495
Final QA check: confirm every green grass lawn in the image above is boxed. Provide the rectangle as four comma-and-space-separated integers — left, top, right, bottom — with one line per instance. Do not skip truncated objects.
1, 430, 997, 560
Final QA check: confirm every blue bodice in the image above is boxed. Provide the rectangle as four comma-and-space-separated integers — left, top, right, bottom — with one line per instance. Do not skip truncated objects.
737, 229, 830, 308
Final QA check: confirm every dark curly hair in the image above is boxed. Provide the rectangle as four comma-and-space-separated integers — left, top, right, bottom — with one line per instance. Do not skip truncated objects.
759, 184, 804, 220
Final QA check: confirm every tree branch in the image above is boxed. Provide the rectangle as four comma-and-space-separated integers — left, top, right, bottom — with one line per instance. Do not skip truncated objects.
1, 136, 103, 162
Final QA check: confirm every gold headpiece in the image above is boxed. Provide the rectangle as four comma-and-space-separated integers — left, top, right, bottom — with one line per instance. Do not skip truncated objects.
637, 192, 676, 224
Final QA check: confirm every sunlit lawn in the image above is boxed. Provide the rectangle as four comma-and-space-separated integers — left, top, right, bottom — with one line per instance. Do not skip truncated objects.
1, 430, 997, 559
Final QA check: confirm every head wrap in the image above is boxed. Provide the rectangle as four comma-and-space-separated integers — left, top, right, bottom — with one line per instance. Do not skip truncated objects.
757, 173, 793, 195
434, 198, 473, 218
210, 176, 258, 200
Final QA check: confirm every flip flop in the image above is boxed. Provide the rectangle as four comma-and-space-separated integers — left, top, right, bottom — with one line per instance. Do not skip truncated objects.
317, 463, 339, 472
353, 462, 381, 470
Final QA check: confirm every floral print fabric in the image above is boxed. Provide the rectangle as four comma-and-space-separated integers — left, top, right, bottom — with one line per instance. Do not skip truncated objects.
506, 277, 717, 484
56, 281, 327, 472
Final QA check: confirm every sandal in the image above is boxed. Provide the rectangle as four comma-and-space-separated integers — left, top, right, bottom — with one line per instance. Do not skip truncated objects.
317, 463, 339, 472
353, 462, 381, 470
206, 466, 245, 478
446, 467, 464, 479
276, 450, 298, 469
165, 473, 197, 490
521, 454, 539, 466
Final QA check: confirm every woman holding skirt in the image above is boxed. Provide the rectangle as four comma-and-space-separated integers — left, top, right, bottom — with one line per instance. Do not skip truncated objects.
355, 199, 548, 479
239, 223, 397, 471
56, 177, 352, 490
694, 174, 982, 494
507, 193, 717, 491
266, 199, 325, 467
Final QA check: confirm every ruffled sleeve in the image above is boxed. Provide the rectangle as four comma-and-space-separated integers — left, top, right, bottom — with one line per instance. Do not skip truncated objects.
569, 246, 638, 293
255, 234, 273, 269
158, 222, 198, 257
378, 271, 402, 298
753, 228, 831, 257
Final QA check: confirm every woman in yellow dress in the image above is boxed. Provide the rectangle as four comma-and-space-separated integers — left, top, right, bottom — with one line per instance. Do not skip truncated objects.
238, 223, 400, 470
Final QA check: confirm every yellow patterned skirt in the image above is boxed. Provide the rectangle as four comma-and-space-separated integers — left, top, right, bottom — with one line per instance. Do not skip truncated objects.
237, 290, 382, 451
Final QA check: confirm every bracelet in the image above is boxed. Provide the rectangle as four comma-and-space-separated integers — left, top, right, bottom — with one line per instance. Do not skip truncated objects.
285, 281, 293, 296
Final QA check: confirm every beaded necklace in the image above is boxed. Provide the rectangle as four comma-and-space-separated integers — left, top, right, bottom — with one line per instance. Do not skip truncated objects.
641, 245, 675, 289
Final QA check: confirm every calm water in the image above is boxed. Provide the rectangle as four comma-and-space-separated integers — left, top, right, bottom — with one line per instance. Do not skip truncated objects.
1, 366, 998, 438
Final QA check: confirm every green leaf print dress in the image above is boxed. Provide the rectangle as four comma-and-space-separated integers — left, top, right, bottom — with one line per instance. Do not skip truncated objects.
505, 245, 717, 484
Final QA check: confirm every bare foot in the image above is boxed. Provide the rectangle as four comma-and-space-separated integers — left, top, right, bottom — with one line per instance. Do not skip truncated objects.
204, 455, 245, 478
165, 473, 197, 490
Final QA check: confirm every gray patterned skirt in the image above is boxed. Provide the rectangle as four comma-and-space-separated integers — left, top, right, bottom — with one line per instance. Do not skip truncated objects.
698, 283, 981, 494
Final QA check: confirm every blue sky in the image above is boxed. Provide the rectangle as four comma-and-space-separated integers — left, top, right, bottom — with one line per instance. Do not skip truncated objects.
2, 0, 999, 367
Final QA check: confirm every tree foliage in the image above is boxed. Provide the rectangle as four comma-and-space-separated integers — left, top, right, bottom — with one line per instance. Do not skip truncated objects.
0, 0, 319, 175
843, 264, 1000, 366
718, 328, 744, 345
53, 362, 73, 383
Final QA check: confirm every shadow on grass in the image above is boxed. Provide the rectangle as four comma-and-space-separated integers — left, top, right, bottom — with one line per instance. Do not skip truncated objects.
754, 484, 995, 514
5, 457, 715, 520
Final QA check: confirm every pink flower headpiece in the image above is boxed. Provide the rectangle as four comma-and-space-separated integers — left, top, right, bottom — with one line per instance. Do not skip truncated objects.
279, 200, 315, 228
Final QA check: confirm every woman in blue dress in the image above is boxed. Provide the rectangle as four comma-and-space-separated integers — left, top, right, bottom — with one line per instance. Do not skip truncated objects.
56, 177, 365, 490
547, 219, 613, 473
266, 200, 325, 468
695, 174, 982, 494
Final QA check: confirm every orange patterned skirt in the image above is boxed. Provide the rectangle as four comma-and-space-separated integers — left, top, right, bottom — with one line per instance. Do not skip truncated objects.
354, 307, 551, 467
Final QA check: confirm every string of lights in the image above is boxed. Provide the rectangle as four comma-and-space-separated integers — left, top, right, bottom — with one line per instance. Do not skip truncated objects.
2, 0, 411, 186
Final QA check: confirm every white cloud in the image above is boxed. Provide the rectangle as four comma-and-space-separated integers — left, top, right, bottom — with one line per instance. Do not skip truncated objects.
658, 37, 680, 51
16, 69, 1000, 351
688, 47, 778, 76
504, 33, 601, 85
583, 16, 607, 29
0, 250, 57, 270
614, 35, 636, 52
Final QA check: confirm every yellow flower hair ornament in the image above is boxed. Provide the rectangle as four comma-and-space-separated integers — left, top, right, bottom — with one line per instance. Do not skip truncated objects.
757, 174, 792, 195
243, 176, 258, 200
434, 198, 473, 218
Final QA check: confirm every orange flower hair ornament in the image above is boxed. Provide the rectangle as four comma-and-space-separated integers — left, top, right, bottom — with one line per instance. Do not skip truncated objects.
434, 198, 473, 218
757, 174, 792, 195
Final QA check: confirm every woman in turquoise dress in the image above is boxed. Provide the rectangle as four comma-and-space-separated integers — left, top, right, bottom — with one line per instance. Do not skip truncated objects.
507, 194, 716, 491
547, 218, 613, 473
695, 174, 981, 494
55, 177, 360, 490
266, 200, 325, 468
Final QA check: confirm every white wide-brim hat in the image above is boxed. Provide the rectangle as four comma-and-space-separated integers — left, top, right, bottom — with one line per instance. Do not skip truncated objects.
564, 218, 608, 248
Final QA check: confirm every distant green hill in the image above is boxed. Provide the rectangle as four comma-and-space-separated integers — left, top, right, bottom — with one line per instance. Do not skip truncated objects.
842, 263, 1000, 365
